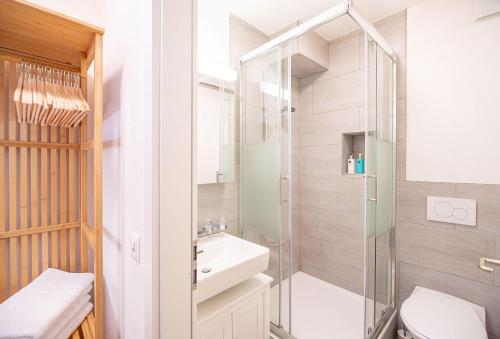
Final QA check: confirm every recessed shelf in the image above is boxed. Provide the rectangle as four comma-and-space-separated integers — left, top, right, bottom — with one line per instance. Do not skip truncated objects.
342, 131, 365, 176
342, 173, 365, 179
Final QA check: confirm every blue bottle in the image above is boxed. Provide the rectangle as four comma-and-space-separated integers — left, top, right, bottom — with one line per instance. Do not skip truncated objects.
355, 153, 365, 174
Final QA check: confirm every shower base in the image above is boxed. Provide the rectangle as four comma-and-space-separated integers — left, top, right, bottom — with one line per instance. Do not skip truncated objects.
270, 271, 365, 339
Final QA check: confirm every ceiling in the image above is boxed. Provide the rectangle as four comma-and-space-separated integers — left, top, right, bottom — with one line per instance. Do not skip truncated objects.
213, 0, 427, 41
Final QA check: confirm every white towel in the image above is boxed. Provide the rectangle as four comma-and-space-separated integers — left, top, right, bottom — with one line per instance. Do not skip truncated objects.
0, 269, 94, 339
53, 303, 93, 339
43, 294, 90, 339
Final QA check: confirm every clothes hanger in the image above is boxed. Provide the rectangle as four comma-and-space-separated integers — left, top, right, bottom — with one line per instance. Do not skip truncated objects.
30, 65, 42, 124
60, 75, 78, 127
33, 66, 45, 124
21, 64, 33, 123
13, 62, 24, 123
52, 71, 68, 126
40, 67, 53, 126
71, 74, 90, 127
65, 73, 86, 127
60, 71, 79, 126
46, 69, 63, 126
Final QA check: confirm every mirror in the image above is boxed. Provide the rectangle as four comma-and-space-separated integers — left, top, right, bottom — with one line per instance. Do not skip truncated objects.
197, 73, 236, 184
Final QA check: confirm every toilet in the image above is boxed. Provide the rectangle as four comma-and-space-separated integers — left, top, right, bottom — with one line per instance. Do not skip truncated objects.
400, 286, 488, 339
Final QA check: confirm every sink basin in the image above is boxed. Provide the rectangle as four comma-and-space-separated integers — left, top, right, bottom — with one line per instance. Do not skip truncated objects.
196, 232, 270, 303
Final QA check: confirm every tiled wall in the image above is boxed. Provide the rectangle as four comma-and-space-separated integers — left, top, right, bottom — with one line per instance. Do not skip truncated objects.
297, 30, 367, 295
199, 12, 500, 338
380, 11, 500, 339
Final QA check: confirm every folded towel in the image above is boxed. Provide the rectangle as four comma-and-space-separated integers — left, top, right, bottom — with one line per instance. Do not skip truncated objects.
43, 294, 90, 339
53, 303, 93, 339
0, 269, 94, 339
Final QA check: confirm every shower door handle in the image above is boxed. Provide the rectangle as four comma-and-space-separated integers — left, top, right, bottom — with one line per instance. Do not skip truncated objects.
280, 175, 289, 204
366, 174, 377, 202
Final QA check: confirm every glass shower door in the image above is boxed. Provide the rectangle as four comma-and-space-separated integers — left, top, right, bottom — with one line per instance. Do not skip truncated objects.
364, 35, 396, 338
240, 42, 293, 335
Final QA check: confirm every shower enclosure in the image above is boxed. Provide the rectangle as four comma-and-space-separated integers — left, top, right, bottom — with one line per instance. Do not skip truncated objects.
239, 1, 396, 338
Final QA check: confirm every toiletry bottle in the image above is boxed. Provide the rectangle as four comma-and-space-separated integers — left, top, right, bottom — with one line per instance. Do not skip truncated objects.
347, 154, 355, 174
355, 153, 365, 174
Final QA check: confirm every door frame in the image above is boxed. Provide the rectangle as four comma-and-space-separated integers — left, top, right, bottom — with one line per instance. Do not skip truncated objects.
157, 0, 197, 338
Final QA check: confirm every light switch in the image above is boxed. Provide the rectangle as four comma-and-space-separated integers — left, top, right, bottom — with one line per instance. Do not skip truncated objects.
427, 196, 477, 226
130, 232, 140, 263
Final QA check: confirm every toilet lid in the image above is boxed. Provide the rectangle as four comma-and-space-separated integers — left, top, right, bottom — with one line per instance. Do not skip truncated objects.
401, 287, 488, 339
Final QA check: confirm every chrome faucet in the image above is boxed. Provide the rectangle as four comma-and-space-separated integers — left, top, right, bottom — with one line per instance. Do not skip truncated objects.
198, 221, 227, 238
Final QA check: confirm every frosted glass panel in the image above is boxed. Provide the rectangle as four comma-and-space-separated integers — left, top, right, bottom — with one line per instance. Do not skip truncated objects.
365, 37, 396, 337
242, 142, 281, 236
240, 42, 292, 332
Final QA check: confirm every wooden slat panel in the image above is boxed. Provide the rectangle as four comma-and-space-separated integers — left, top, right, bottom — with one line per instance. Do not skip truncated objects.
8, 62, 18, 295
69, 128, 76, 272
60, 128, 68, 270
93, 34, 104, 339
0, 0, 104, 68
81, 318, 92, 339
30, 124, 39, 278
19, 114, 29, 287
0, 222, 80, 239
50, 126, 59, 268
0, 139, 79, 149
88, 312, 96, 338
0, 61, 6, 300
81, 223, 95, 251
40, 125, 49, 270
71, 330, 81, 339
80, 54, 88, 272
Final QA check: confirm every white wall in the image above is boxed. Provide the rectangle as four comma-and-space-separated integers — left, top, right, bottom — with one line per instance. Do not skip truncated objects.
25, 1, 155, 338
198, 0, 230, 70
406, 0, 500, 184
99, 0, 154, 338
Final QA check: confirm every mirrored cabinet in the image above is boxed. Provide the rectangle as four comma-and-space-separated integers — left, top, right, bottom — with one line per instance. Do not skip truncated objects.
197, 73, 236, 184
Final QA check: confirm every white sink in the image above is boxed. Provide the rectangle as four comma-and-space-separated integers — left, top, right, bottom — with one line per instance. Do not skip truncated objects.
196, 232, 270, 303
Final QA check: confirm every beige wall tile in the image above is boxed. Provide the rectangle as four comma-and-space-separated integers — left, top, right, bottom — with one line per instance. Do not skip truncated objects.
398, 221, 496, 284
299, 81, 313, 116
396, 57, 406, 100
299, 175, 334, 210
375, 12, 407, 58
229, 15, 268, 63
397, 181, 456, 227
300, 144, 341, 177
313, 70, 364, 114
299, 107, 359, 146
496, 237, 500, 287
330, 33, 361, 77
455, 184, 500, 236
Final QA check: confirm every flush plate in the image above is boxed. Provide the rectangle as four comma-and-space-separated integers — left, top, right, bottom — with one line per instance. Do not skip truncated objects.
427, 196, 477, 226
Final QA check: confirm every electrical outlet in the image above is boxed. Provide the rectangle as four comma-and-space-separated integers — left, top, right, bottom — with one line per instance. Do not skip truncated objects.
130, 232, 140, 263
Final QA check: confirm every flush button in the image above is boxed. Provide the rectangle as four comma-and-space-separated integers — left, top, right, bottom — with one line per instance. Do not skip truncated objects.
427, 196, 476, 226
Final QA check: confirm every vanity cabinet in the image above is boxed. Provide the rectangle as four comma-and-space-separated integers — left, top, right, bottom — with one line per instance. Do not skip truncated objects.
197, 274, 272, 339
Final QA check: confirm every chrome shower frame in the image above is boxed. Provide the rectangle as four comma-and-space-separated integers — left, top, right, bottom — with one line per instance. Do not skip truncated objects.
239, 1, 397, 338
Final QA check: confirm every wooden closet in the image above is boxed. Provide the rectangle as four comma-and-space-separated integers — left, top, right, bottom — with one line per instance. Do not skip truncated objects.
0, 1, 104, 338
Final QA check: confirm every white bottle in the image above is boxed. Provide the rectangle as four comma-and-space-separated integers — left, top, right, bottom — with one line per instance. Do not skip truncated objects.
347, 154, 355, 174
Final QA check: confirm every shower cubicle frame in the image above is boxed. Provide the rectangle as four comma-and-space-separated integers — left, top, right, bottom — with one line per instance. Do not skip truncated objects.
239, 1, 397, 338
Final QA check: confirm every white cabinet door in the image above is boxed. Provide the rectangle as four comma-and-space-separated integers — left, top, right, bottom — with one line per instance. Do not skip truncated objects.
198, 313, 232, 339
232, 293, 265, 339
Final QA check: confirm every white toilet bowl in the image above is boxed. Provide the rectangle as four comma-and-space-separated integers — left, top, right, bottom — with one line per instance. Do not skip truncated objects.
400, 286, 488, 339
